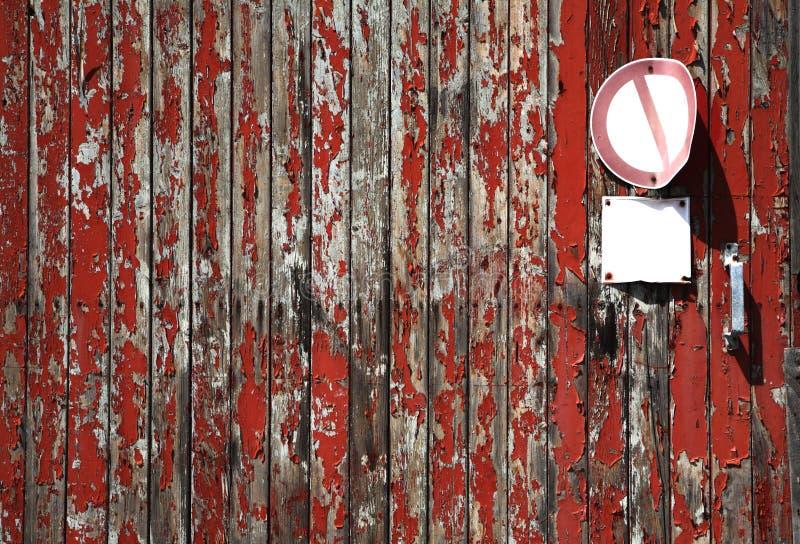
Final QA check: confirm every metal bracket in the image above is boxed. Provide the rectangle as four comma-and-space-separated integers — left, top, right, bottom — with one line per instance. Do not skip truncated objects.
722, 243, 745, 350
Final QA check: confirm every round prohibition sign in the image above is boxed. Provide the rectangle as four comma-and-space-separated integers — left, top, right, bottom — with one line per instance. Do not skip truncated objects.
590, 58, 697, 189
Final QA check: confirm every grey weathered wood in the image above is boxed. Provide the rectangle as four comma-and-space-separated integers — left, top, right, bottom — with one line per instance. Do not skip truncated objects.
789, 0, 800, 278
190, 0, 233, 540
350, 0, 390, 541
308, 1, 351, 539
786, 348, 800, 544
507, 0, 549, 540
229, 0, 271, 540
150, 1, 192, 542
586, 1, 628, 541
25, 1, 71, 542
428, 0, 470, 541
109, 0, 151, 539
269, 0, 312, 540
468, 0, 509, 539
389, 0, 429, 540
628, 6, 672, 544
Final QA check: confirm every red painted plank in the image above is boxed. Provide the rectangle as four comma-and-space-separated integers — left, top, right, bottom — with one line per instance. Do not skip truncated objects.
547, 0, 589, 539
586, 1, 628, 541
507, 0, 548, 540
468, 1, 509, 540
350, 0, 390, 539
389, 1, 429, 541
749, 0, 792, 539
150, 1, 192, 541
26, 1, 71, 541
669, 2, 712, 541
0, 2, 28, 541
109, 0, 151, 540
68, 1, 112, 541
709, 0, 753, 539
428, 0, 469, 540
310, 0, 350, 539
191, 0, 232, 540
230, 0, 271, 539
269, 0, 312, 540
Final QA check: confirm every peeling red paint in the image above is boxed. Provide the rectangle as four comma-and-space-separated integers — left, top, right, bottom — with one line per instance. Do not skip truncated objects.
0, 2, 28, 539
548, 0, 589, 538
749, 0, 792, 536
709, 0, 754, 539
191, 0, 232, 542
68, 1, 112, 541
428, 0, 468, 539
310, 0, 350, 540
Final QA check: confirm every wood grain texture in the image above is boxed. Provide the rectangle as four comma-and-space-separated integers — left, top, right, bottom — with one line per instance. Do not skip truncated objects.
191, 0, 232, 542
586, 1, 628, 541
190, 0, 232, 540
4, 4, 800, 542
669, 1, 712, 542
309, 0, 350, 539
786, 349, 800, 544
350, 0, 390, 540
627, 5, 672, 544
749, 0, 793, 540
0, 3, 28, 541
507, 0, 548, 540
269, 0, 312, 540
428, 0, 469, 541
709, 0, 753, 540
468, 1, 508, 540
150, 1, 192, 541
68, 0, 112, 540
26, 1, 71, 541
390, 0, 429, 541
230, 0, 271, 540
109, 0, 151, 540
546, 0, 589, 540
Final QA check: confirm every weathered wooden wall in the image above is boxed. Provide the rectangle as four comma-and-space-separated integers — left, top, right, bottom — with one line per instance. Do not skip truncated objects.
0, 0, 797, 542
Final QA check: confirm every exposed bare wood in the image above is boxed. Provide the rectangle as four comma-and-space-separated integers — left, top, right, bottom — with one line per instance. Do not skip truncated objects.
109, 0, 151, 539
269, 0, 312, 540
230, 0, 271, 540
350, 0, 390, 540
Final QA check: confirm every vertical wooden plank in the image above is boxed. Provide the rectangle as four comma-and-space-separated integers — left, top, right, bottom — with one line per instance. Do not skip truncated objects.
785, 349, 800, 543
350, 0, 390, 540
428, 0, 469, 541
150, 1, 192, 542
507, 0, 548, 539
0, 2, 28, 541
546, 0, 589, 538
389, 0, 429, 541
585, 0, 629, 541
191, 0, 232, 540
749, 0, 792, 538
68, 0, 112, 540
270, 0, 312, 540
309, 0, 350, 539
230, 0, 271, 539
627, 6, 672, 544
791, 0, 800, 346
669, 0, 712, 540
26, 1, 70, 541
109, 0, 151, 540
467, 0, 508, 540
708, 0, 753, 540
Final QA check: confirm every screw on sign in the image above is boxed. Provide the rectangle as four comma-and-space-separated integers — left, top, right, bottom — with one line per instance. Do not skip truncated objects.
591, 58, 697, 189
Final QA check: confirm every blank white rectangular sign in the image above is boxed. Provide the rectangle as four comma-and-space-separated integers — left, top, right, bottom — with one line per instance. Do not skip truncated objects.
602, 196, 691, 283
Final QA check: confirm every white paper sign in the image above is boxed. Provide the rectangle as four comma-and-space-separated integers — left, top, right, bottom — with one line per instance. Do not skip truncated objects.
601, 196, 691, 283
